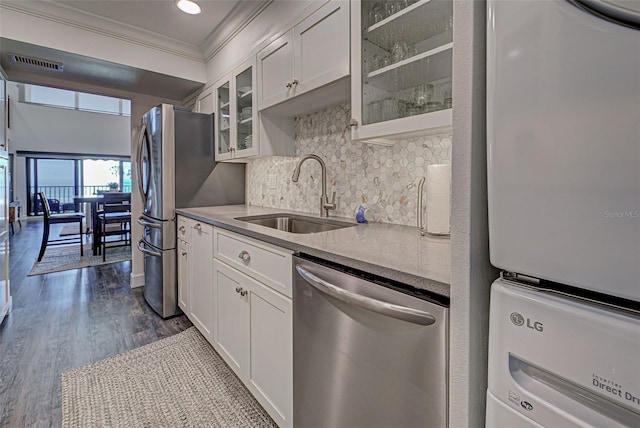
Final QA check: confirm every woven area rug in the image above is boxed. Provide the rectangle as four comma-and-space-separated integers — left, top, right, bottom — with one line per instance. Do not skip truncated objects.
59, 223, 88, 236
28, 244, 131, 276
61, 327, 277, 428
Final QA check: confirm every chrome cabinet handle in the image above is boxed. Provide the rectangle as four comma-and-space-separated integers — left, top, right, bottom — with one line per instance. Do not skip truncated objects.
292, 79, 299, 85
181, 251, 187, 256
286, 81, 292, 88
179, 225, 186, 232
194, 223, 202, 231
350, 118, 358, 127
236, 286, 242, 293
240, 289, 247, 297
238, 250, 250, 262
295, 265, 436, 326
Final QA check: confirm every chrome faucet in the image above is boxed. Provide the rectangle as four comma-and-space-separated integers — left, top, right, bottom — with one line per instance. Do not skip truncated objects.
291, 154, 336, 217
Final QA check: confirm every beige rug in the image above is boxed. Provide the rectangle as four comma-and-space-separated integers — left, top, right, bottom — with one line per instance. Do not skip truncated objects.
28, 244, 131, 276
61, 327, 277, 428
59, 223, 88, 236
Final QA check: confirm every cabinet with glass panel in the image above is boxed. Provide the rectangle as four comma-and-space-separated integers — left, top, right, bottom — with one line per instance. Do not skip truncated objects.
214, 58, 259, 161
350, 0, 453, 144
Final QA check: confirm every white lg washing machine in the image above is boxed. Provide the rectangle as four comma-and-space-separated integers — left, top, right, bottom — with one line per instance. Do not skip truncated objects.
487, 280, 640, 427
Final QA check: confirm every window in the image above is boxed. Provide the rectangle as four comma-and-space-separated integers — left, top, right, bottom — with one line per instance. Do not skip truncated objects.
26, 155, 131, 215
19, 83, 130, 116
28, 85, 75, 109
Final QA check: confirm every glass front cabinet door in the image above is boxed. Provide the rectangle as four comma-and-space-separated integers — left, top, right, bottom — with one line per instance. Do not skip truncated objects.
350, 0, 453, 144
214, 58, 259, 161
215, 76, 233, 161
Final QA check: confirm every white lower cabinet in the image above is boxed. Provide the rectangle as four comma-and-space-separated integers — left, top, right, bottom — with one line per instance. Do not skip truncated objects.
213, 259, 250, 374
188, 220, 214, 342
212, 232, 293, 428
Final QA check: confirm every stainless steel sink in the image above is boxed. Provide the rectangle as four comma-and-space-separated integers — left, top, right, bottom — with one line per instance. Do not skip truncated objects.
235, 214, 356, 234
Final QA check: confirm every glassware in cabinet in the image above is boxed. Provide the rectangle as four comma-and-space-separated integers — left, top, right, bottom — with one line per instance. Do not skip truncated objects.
352, 0, 453, 141
235, 66, 254, 153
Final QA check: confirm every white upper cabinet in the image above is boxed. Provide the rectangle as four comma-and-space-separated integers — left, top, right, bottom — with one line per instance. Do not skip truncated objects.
258, 0, 350, 111
195, 88, 214, 115
214, 58, 260, 161
350, 0, 453, 144
258, 31, 295, 109
293, 0, 350, 96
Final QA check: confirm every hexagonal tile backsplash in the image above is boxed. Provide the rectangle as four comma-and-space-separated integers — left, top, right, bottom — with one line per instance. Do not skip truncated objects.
246, 103, 451, 226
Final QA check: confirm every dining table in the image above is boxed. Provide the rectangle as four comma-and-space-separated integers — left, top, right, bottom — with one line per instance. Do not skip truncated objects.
73, 193, 132, 255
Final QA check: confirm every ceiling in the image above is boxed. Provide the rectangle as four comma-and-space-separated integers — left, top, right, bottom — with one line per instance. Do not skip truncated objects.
52, 0, 268, 47
0, 1, 272, 100
0, 38, 204, 101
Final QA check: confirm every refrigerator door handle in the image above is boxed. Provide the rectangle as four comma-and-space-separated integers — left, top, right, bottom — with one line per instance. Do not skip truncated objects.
137, 239, 162, 257
295, 265, 436, 326
137, 216, 161, 229
136, 123, 149, 206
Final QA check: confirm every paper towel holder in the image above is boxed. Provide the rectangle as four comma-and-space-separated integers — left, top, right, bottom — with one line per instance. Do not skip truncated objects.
416, 176, 450, 237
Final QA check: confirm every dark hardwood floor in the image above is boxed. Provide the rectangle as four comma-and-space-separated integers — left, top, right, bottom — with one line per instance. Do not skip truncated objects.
0, 221, 192, 427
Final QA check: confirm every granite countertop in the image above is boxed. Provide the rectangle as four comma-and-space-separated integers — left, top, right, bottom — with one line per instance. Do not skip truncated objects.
176, 205, 451, 298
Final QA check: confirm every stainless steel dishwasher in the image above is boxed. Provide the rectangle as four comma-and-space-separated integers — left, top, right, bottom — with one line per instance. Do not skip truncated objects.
293, 255, 449, 428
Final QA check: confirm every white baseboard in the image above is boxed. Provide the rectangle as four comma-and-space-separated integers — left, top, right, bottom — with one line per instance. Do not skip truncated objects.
130, 272, 145, 288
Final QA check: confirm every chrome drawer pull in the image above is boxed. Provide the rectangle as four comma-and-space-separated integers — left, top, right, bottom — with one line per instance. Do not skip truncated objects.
194, 223, 202, 231
238, 250, 251, 262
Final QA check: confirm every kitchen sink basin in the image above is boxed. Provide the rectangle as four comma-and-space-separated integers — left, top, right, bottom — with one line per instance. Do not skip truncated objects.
235, 214, 356, 234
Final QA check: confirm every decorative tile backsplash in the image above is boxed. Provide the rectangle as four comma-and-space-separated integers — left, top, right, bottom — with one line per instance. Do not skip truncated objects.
246, 103, 451, 226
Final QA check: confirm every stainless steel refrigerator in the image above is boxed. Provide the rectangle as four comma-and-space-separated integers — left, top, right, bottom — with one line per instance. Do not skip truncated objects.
136, 104, 245, 318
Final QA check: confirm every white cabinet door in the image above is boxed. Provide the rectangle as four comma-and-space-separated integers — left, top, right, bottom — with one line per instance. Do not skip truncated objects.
257, 30, 294, 110
350, 0, 453, 143
196, 89, 214, 115
188, 221, 214, 341
177, 239, 189, 313
232, 57, 259, 159
294, 0, 350, 96
214, 75, 233, 161
248, 280, 293, 428
213, 259, 250, 377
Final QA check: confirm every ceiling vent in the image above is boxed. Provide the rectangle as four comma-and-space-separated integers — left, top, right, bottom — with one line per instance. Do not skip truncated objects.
9, 53, 64, 72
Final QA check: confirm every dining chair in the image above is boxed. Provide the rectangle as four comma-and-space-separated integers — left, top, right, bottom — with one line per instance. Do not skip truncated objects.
37, 192, 85, 262
97, 193, 131, 261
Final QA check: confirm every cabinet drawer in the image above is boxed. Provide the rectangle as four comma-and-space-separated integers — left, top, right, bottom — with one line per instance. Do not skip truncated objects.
214, 229, 293, 298
177, 216, 189, 241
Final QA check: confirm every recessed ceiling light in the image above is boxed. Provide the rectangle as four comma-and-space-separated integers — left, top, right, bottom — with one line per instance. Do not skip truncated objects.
176, 0, 201, 15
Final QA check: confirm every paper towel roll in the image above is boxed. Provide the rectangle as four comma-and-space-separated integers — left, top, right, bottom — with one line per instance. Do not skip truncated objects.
426, 164, 451, 235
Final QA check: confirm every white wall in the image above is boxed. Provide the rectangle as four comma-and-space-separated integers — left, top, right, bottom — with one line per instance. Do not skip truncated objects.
6, 84, 130, 156
449, 1, 498, 427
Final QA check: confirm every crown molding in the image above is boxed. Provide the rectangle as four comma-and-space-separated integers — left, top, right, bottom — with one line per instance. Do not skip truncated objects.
202, 0, 273, 63
0, 1, 205, 63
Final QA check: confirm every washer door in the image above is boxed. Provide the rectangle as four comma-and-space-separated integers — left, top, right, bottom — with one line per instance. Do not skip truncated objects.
571, 0, 640, 28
